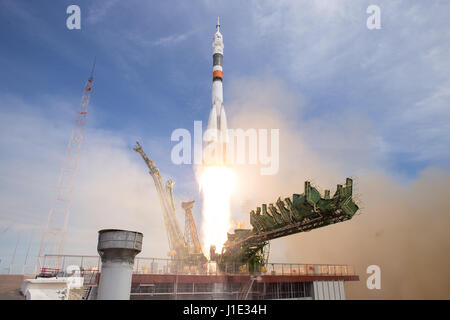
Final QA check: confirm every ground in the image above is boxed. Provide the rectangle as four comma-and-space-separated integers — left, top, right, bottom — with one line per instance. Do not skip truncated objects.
0, 275, 32, 300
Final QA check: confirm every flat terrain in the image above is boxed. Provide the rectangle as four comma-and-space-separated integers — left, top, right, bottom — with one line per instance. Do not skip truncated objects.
0, 274, 34, 300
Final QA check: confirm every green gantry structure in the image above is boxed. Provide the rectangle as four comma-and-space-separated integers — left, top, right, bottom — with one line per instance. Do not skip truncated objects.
212, 178, 359, 273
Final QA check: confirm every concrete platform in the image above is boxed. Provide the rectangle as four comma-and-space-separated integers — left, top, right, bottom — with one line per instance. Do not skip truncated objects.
0, 275, 34, 300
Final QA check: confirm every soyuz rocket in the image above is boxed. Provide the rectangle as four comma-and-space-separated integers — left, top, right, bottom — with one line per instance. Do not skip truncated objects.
204, 17, 228, 164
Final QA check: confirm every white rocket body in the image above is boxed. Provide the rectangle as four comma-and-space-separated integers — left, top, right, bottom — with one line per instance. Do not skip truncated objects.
205, 18, 228, 164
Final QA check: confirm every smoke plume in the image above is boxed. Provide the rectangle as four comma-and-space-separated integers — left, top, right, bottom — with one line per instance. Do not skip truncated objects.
225, 75, 450, 299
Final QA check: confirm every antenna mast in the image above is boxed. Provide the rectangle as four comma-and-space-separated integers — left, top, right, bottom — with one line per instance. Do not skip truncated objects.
35, 62, 95, 272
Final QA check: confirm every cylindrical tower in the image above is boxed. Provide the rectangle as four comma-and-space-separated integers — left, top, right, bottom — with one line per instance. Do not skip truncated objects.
96, 229, 143, 300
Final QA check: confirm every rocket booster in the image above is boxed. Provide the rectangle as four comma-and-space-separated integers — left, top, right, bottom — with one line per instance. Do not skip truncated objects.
205, 17, 228, 164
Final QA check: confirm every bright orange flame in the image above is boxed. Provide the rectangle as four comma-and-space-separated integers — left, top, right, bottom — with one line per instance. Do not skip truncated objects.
200, 166, 236, 257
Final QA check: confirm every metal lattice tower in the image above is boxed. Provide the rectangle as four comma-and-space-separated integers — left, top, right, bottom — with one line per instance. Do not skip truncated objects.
133, 142, 186, 259
181, 200, 202, 254
35, 64, 95, 272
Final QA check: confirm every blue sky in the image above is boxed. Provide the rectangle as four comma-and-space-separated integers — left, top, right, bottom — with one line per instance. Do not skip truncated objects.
0, 0, 449, 275
1, 0, 448, 177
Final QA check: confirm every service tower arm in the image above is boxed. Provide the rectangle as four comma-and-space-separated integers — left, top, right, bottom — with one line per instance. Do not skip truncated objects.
133, 142, 186, 258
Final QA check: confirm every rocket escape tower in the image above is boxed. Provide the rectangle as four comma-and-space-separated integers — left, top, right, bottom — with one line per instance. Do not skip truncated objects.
36, 62, 95, 271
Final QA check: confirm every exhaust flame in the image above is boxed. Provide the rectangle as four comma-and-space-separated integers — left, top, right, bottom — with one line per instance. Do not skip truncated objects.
200, 166, 236, 257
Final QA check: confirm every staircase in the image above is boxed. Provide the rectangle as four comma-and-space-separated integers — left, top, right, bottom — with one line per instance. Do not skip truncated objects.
238, 278, 255, 300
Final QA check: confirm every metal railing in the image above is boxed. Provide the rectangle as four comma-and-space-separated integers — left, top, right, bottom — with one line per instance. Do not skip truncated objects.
41, 254, 355, 277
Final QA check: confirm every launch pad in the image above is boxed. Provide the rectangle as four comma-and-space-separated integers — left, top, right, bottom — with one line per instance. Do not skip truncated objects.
38, 254, 358, 300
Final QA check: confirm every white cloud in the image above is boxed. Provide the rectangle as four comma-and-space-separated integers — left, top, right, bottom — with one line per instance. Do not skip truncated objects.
244, 1, 450, 167
226, 75, 450, 299
87, 0, 121, 25
0, 94, 173, 265
151, 31, 193, 46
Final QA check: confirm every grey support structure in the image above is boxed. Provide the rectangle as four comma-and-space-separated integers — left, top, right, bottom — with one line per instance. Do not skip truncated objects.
96, 229, 143, 300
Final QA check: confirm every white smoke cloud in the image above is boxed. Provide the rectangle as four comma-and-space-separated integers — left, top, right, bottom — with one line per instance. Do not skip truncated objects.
225, 75, 450, 299
0, 94, 170, 272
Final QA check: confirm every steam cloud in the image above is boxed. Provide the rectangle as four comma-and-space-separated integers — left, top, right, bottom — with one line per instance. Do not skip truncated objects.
225, 76, 450, 299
